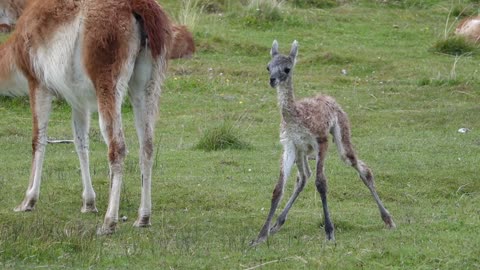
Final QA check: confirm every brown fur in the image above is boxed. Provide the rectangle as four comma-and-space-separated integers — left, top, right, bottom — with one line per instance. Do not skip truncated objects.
2, 0, 173, 234
295, 95, 339, 139
131, 0, 172, 58
0, 38, 15, 82
170, 24, 195, 59
14, 0, 77, 45
82, 0, 132, 131
12, 0, 81, 81
6, 0, 174, 76
455, 16, 480, 43
252, 40, 395, 246
28, 80, 39, 153
0, 24, 12, 33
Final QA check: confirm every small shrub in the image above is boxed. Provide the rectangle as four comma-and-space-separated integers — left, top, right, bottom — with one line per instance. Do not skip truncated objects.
195, 123, 252, 151
418, 78, 431, 86
432, 37, 477, 56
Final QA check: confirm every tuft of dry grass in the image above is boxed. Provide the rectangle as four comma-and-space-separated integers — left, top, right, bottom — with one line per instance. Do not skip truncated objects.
175, 0, 203, 31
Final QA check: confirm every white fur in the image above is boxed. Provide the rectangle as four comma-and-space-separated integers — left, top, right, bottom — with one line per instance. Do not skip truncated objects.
8, 1, 171, 235
14, 86, 52, 212
280, 122, 318, 156
252, 41, 395, 246
130, 53, 168, 227
32, 13, 97, 111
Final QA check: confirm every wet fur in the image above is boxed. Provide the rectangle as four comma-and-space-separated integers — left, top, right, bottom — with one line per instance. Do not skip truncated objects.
251, 40, 395, 246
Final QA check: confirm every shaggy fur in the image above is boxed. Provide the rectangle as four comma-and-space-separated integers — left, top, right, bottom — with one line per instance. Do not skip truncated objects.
251, 40, 395, 246
0, 22, 190, 98
170, 24, 195, 59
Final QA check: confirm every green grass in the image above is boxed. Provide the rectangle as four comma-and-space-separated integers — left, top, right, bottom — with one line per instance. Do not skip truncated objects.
1, 0, 480, 269
432, 36, 478, 56
195, 122, 252, 151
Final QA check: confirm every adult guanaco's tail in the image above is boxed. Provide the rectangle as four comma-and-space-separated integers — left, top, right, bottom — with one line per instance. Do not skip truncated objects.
131, 0, 172, 58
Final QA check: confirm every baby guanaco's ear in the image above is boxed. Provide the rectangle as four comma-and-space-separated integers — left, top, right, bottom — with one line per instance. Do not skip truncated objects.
289, 40, 298, 62
270, 40, 279, 58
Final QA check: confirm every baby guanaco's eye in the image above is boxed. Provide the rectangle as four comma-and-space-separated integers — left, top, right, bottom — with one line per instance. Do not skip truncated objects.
284, 68, 291, 74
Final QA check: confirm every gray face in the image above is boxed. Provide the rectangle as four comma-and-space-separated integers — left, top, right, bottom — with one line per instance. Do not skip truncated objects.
267, 55, 294, 88
267, 40, 298, 88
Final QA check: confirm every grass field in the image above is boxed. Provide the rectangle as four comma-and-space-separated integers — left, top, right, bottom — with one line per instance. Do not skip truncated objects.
1, 0, 479, 269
